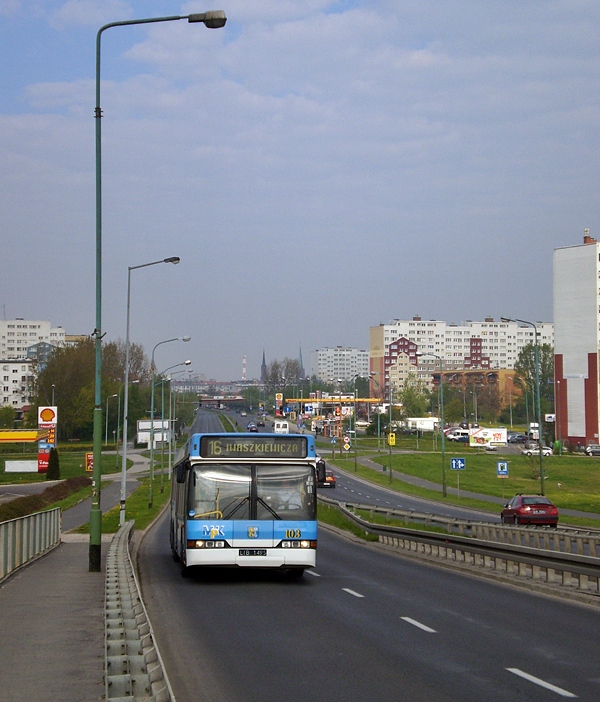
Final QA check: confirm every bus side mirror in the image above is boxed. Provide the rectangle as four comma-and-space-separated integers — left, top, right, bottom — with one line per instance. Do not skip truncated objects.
316, 460, 326, 483
176, 464, 187, 483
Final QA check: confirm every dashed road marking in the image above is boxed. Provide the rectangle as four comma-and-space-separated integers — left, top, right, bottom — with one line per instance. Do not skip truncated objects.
506, 668, 577, 697
342, 588, 365, 598
400, 617, 437, 633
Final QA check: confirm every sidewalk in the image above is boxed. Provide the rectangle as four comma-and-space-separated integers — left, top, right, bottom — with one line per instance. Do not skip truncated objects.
0, 450, 151, 702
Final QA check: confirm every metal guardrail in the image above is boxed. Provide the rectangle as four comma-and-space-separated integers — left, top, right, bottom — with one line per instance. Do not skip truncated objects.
318, 496, 600, 602
0, 508, 61, 582
319, 495, 600, 557
105, 521, 175, 702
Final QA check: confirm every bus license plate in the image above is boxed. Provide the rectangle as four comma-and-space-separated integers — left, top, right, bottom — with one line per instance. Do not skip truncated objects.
239, 549, 267, 556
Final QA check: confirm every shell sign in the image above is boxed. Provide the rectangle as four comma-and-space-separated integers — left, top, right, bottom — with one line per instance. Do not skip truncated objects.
39, 407, 57, 423
38, 406, 58, 473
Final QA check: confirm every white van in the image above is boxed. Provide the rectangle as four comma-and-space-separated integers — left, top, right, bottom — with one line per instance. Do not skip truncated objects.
447, 429, 470, 441
273, 420, 290, 434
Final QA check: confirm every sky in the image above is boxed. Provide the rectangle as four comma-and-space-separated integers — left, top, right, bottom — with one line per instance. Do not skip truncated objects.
1, 1, 599, 381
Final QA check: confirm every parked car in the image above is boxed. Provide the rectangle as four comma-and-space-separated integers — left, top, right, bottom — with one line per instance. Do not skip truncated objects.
507, 433, 527, 443
585, 444, 600, 456
501, 494, 559, 526
521, 445, 553, 457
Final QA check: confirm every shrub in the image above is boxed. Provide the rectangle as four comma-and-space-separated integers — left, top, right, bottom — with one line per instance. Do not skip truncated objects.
0, 476, 91, 522
46, 448, 60, 480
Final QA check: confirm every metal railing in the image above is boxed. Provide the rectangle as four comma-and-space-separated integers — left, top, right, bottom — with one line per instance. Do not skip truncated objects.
0, 508, 61, 582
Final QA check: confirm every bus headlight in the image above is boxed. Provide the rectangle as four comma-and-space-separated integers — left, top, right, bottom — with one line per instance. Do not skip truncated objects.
280, 540, 316, 549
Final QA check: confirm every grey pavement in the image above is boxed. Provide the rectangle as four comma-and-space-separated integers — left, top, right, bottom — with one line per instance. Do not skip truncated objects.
0, 450, 151, 702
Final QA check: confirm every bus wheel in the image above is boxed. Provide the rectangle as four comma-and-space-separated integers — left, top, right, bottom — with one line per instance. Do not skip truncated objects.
287, 568, 304, 580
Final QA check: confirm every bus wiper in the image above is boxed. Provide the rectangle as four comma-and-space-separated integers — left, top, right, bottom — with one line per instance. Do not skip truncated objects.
222, 497, 249, 519
257, 497, 281, 520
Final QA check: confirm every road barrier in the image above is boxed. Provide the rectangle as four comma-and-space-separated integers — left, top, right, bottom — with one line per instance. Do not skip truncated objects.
0, 508, 61, 582
105, 521, 175, 702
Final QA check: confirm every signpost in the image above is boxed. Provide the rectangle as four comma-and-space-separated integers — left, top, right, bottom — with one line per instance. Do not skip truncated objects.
450, 457, 465, 498
497, 460, 509, 499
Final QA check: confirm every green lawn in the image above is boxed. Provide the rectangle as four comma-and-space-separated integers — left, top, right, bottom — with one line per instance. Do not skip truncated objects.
327, 442, 600, 526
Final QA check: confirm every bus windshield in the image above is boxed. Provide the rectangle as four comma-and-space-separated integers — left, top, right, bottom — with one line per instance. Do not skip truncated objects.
188, 463, 315, 521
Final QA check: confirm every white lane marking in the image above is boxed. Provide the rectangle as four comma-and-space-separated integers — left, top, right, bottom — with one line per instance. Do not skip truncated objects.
506, 669, 577, 697
307, 570, 320, 577
400, 617, 437, 633
342, 588, 365, 598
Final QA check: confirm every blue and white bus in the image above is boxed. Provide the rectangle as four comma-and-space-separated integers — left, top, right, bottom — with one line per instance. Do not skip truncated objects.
170, 433, 321, 577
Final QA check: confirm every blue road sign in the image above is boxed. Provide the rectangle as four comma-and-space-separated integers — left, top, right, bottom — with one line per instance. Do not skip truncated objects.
497, 461, 509, 477
451, 457, 466, 471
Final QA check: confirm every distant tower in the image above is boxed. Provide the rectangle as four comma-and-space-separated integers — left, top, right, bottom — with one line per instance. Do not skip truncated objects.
261, 350, 267, 384
298, 344, 305, 379
242, 355, 247, 381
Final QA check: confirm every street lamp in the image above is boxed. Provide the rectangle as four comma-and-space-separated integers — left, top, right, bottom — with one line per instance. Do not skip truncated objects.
120, 256, 180, 526
157, 361, 191, 493
91, 9, 227, 572
417, 352, 447, 497
369, 372, 383, 452
149, 337, 191, 507
105, 394, 118, 445
502, 317, 545, 495
352, 374, 363, 472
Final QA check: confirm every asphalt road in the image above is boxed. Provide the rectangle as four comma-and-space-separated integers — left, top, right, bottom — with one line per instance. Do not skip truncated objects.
138, 512, 600, 701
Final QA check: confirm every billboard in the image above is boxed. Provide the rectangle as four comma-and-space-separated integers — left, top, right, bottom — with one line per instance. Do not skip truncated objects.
469, 427, 507, 448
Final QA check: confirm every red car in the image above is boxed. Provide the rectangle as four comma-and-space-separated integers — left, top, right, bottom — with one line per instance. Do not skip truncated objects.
501, 494, 558, 527
317, 469, 336, 488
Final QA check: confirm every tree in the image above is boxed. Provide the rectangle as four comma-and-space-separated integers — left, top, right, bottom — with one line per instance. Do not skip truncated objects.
0, 406, 15, 428
513, 342, 555, 415
46, 447, 60, 480
397, 375, 429, 418
30, 338, 150, 441
264, 358, 303, 407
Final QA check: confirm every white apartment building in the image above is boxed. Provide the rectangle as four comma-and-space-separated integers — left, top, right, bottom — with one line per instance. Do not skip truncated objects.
0, 319, 66, 409
0, 319, 65, 360
312, 346, 369, 382
1, 360, 34, 408
553, 232, 600, 445
370, 316, 554, 395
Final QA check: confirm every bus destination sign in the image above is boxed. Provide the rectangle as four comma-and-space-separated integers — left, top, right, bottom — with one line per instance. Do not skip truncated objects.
199, 435, 308, 459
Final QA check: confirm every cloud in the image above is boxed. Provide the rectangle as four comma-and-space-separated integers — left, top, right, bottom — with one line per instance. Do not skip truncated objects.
49, 0, 133, 29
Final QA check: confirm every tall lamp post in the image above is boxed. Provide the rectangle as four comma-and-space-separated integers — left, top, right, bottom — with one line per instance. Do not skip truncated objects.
502, 317, 545, 495
91, 9, 227, 571
120, 256, 180, 526
417, 352, 447, 497
157, 361, 191, 493
149, 337, 191, 507
352, 374, 362, 472
369, 372, 383, 452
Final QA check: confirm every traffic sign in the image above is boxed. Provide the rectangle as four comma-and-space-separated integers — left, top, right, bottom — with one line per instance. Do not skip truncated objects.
497, 461, 509, 478
388, 432, 396, 446
451, 457, 466, 470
